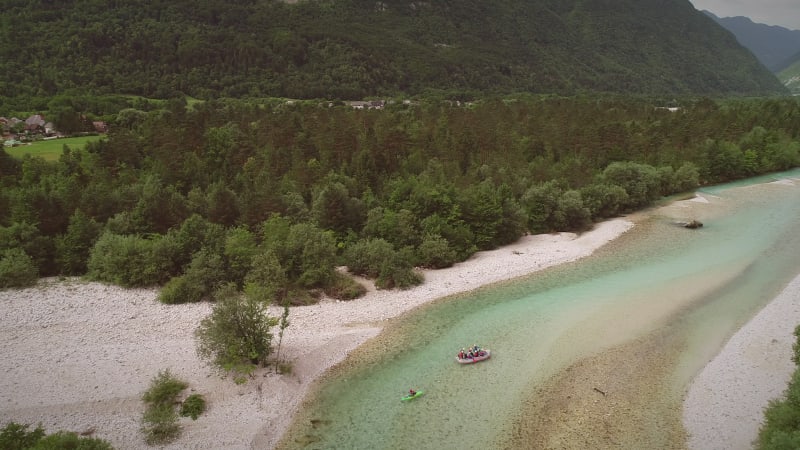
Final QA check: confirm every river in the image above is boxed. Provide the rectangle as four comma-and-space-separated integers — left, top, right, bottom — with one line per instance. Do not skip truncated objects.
277, 170, 800, 449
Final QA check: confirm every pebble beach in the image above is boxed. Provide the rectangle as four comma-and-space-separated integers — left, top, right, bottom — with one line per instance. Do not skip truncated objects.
1, 208, 798, 449
0, 219, 632, 449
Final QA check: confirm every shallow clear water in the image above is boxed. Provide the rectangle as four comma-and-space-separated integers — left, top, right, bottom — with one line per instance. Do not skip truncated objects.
281, 170, 800, 450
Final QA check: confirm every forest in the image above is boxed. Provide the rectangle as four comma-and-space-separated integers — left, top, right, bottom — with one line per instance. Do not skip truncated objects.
2, 95, 799, 307
0, 0, 787, 113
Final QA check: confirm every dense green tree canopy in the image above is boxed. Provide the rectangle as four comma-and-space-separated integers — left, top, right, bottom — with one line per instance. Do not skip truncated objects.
1, 95, 798, 302
0, 0, 787, 112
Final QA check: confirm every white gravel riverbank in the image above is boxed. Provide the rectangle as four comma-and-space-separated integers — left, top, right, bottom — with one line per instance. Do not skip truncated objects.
683, 274, 800, 450
0, 219, 632, 449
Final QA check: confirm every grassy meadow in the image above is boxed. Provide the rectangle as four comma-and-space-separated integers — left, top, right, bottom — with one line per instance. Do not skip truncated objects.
5, 135, 104, 161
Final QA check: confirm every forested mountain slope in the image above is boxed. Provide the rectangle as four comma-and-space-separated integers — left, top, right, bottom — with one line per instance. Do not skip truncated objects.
704, 11, 800, 72
0, 0, 786, 106
779, 54, 800, 94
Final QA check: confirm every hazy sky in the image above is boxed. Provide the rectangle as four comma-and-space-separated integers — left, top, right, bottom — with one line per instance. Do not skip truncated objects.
689, 0, 800, 30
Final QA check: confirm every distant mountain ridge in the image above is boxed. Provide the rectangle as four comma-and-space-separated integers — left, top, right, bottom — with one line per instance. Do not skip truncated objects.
703, 11, 800, 72
0, 0, 787, 103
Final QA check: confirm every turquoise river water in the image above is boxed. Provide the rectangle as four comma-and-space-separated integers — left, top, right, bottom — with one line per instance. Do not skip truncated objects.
278, 169, 800, 449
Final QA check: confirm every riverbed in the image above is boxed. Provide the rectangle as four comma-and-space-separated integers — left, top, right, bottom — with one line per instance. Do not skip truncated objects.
277, 171, 800, 449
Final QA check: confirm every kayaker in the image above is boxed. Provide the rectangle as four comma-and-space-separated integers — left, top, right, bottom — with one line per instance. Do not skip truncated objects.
409, 389, 416, 396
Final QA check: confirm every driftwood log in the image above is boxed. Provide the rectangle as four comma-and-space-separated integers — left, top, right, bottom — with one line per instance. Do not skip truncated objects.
593, 387, 607, 396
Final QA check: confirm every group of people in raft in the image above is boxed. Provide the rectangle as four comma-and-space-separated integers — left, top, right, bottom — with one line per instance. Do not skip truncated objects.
406, 344, 487, 398
457, 344, 486, 359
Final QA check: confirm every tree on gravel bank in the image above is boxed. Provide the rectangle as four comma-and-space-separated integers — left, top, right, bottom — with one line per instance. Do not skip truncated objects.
195, 283, 279, 382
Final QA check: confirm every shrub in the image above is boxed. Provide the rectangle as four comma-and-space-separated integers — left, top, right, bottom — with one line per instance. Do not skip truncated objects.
276, 361, 293, 375
87, 231, 179, 287
363, 207, 420, 249
343, 238, 394, 278
555, 190, 592, 231
758, 326, 800, 449
0, 248, 38, 289
416, 234, 458, 269
672, 162, 700, 193
282, 289, 319, 307
376, 247, 423, 290
0, 222, 54, 276
171, 214, 226, 270
419, 213, 476, 260
602, 161, 662, 210
757, 370, 800, 449
0, 422, 112, 450
34, 431, 113, 449
344, 239, 422, 290
179, 394, 206, 420
377, 264, 423, 290
140, 369, 188, 446
141, 403, 181, 445
792, 324, 800, 365
520, 181, 563, 233
142, 369, 188, 406
579, 184, 628, 219
158, 249, 225, 304
324, 271, 366, 300
159, 275, 202, 305
0, 422, 45, 450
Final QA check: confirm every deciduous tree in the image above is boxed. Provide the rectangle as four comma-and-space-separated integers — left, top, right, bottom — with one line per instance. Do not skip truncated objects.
195, 283, 279, 379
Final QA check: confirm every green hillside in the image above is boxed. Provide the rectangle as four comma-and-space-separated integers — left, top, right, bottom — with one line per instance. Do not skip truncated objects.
0, 0, 787, 108
779, 55, 800, 94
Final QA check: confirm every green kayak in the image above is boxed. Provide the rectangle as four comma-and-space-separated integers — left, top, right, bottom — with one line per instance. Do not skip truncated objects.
401, 390, 424, 401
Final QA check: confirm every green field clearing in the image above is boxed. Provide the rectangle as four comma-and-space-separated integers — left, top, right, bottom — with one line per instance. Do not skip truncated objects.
5, 136, 104, 161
